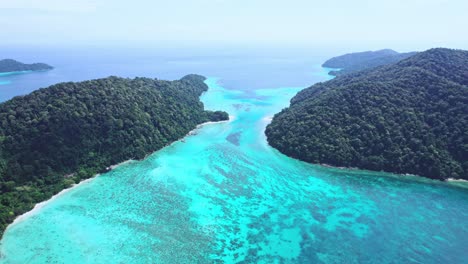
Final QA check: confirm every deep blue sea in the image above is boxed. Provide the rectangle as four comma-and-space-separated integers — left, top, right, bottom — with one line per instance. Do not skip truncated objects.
0, 46, 467, 263
0, 46, 334, 102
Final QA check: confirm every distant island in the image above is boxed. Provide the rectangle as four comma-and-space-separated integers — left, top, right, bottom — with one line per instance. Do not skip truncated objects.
0, 59, 53, 73
322, 49, 417, 76
266, 48, 468, 180
0, 74, 228, 236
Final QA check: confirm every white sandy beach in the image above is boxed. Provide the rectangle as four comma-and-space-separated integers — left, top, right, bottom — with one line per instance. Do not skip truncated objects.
195, 115, 234, 129
5, 118, 232, 231
7, 159, 134, 229
447, 178, 468, 183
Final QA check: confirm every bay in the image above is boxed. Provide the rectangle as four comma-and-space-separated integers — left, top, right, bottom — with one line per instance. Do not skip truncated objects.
0, 48, 467, 263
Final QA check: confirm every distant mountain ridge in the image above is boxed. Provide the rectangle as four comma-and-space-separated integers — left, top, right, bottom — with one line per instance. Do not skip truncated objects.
266, 48, 468, 180
0, 59, 53, 73
323, 49, 417, 76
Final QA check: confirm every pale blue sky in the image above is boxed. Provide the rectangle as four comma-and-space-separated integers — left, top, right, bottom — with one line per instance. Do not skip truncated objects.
1, 0, 466, 51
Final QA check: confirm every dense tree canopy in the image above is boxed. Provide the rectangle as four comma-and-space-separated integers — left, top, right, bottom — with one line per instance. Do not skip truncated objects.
266, 48, 468, 181
0, 59, 53, 73
0, 74, 228, 236
322, 49, 417, 76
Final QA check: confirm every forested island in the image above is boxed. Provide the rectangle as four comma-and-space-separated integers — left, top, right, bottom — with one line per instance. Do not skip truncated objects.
266, 48, 468, 181
0, 59, 53, 73
322, 49, 417, 76
0, 74, 228, 236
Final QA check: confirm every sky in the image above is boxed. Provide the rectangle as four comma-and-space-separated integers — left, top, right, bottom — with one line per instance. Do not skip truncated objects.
0, 0, 467, 51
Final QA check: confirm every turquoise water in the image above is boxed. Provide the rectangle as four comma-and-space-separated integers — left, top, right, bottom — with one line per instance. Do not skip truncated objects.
0, 71, 33, 77
0, 71, 32, 87
1, 75, 468, 263
0, 71, 32, 86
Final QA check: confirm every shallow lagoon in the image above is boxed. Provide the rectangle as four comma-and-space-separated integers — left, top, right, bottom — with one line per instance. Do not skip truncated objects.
1, 73, 467, 263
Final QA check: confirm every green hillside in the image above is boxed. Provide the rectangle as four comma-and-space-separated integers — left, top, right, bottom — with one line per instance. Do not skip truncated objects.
267, 48, 468, 180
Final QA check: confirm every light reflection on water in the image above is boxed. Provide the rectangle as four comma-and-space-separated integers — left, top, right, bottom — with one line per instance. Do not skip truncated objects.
1, 76, 467, 263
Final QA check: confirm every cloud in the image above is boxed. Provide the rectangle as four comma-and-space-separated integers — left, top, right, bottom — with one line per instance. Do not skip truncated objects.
0, 0, 97, 13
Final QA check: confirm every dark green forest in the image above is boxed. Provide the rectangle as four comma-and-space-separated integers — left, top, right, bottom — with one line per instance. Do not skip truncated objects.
0, 74, 228, 236
266, 48, 468, 181
0, 59, 53, 73
322, 49, 417, 76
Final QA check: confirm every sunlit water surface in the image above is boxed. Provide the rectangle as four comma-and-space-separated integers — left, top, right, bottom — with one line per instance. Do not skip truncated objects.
1, 75, 467, 263
0, 48, 467, 263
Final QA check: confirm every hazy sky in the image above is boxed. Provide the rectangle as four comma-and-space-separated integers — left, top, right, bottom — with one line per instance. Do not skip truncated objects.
1, 0, 466, 50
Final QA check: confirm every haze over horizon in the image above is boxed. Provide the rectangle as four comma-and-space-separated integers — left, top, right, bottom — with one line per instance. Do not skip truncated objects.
1, 1, 468, 263
1, 0, 467, 52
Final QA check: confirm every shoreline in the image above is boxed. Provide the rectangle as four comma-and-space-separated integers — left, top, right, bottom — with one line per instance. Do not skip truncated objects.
319, 163, 468, 184
196, 116, 233, 129
446, 178, 468, 183
319, 162, 468, 184
4, 117, 232, 233
5, 159, 134, 230
8, 178, 94, 226
265, 137, 467, 185
319, 163, 359, 171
